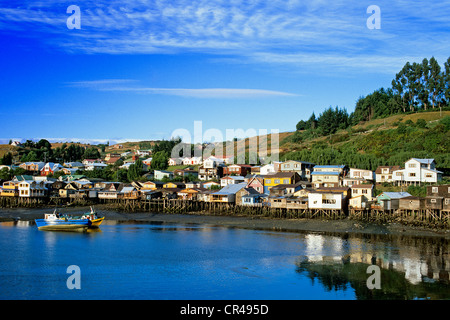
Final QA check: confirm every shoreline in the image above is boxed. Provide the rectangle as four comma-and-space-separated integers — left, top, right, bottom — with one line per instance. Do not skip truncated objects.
1, 204, 449, 239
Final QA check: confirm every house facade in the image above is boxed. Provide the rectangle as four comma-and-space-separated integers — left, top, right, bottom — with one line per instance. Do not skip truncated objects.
260, 164, 276, 175
308, 191, 345, 210
279, 160, 315, 180
349, 184, 374, 209
375, 166, 401, 183
19, 162, 45, 173
222, 164, 252, 177
392, 158, 442, 185
18, 180, 46, 197
40, 163, 64, 176
311, 165, 346, 188
220, 176, 245, 187
263, 172, 301, 194
198, 166, 223, 181
154, 170, 174, 180
246, 176, 264, 194
1, 181, 19, 197
210, 183, 247, 203
375, 192, 412, 210
348, 168, 375, 181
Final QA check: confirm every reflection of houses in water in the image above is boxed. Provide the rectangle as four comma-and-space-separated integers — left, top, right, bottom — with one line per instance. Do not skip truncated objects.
305, 234, 345, 263
302, 233, 449, 285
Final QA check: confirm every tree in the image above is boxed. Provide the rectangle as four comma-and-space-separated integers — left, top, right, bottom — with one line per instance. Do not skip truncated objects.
127, 159, 143, 181
83, 147, 100, 160
296, 120, 307, 131
428, 57, 443, 109
0, 152, 13, 165
0, 167, 11, 180
150, 151, 169, 170
443, 57, 450, 106
114, 169, 129, 183
418, 58, 430, 110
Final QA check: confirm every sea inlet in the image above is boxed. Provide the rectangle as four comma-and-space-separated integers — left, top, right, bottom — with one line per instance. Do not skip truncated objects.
0, 213, 449, 300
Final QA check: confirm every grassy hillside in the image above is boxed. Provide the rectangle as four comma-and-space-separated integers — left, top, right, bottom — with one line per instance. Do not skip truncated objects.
280, 111, 450, 171
0, 144, 18, 159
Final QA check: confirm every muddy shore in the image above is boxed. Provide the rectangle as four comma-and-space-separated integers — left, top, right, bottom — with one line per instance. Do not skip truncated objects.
1, 204, 449, 239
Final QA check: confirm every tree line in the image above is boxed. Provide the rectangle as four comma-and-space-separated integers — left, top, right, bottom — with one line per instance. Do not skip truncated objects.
296, 56, 450, 135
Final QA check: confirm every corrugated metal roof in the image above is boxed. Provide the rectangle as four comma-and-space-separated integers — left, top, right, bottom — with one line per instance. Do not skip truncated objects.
380, 192, 412, 199
214, 183, 247, 195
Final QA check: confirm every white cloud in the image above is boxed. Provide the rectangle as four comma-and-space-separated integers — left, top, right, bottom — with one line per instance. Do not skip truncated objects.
1, 0, 450, 74
67, 79, 298, 98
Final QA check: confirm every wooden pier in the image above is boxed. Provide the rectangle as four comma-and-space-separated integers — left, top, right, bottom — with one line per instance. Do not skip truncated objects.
1, 196, 449, 228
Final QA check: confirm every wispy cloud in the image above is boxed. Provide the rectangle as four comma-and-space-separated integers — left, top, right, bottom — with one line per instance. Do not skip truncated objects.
67, 79, 298, 98
1, 1, 450, 73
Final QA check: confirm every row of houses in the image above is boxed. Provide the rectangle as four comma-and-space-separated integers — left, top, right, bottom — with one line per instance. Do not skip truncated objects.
1, 169, 449, 212
5, 156, 442, 187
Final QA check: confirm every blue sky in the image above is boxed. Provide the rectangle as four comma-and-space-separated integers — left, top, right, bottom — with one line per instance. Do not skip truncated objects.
1, 0, 449, 145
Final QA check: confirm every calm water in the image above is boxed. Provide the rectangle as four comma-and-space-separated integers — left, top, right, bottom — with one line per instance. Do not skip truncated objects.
0, 219, 449, 300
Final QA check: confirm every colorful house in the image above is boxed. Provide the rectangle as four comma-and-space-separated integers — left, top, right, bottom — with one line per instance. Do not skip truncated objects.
263, 172, 301, 194
1, 181, 19, 197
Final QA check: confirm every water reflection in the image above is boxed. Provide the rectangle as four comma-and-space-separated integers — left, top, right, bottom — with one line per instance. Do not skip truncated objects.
296, 233, 450, 299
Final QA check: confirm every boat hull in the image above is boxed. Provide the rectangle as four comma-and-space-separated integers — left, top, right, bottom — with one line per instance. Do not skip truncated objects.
35, 219, 90, 232
89, 217, 104, 228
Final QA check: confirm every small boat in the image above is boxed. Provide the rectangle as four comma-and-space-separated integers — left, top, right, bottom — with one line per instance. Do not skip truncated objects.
35, 211, 91, 232
35, 207, 104, 231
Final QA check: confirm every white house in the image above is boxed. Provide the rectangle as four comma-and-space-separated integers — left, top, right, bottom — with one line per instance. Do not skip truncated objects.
18, 180, 46, 197
349, 184, 374, 209
85, 163, 108, 171
142, 158, 152, 166
135, 149, 151, 156
260, 164, 276, 175
220, 175, 245, 187
203, 156, 224, 169
392, 158, 442, 185
154, 170, 174, 180
308, 190, 344, 210
348, 168, 375, 181
182, 157, 202, 165
168, 158, 182, 166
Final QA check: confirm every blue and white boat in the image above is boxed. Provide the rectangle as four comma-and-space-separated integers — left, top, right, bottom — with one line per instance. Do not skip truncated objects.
35, 210, 91, 231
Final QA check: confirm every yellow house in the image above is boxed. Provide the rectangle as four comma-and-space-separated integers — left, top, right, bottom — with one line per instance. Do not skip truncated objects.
1, 181, 19, 197
141, 181, 163, 190
163, 182, 185, 189
263, 172, 300, 193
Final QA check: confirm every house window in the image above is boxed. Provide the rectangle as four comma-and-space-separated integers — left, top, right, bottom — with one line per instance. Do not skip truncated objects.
408, 163, 416, 168
409, 173, 416, 177
425, 174, 432, 178
274, 179, 280, 184
445, 199, 450, 205
266, 179, 271, 184
432, 187, 438, 193
362, 189, 368, 194
430, 199, 437, 203
283, 179, 289, 184
322, 199, 336, 204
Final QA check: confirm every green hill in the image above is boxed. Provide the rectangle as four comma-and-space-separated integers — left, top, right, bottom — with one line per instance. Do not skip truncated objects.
280, 111, 450, 173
